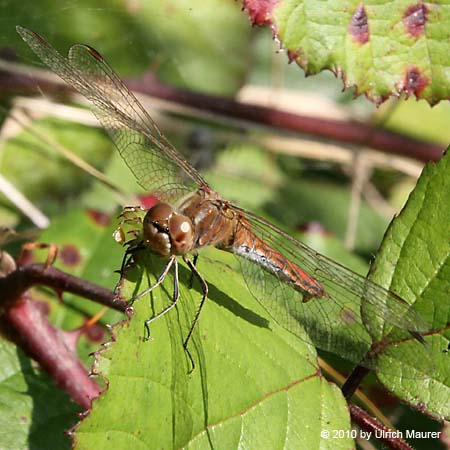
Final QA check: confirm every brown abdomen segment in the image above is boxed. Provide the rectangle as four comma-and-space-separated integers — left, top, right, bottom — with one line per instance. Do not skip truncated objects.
230, 226, 327, 302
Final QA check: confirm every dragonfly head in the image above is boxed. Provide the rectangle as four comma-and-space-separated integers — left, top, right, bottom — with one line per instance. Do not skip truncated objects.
143, 203, 194, 256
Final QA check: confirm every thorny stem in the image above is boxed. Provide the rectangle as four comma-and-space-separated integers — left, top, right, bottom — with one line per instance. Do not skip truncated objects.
127, 74, 444, 163
0, 262, 127, 312
0, 64, 444, 163
0, 262, 125, 409
2, 296, 102, 410
349, 404, 413, 450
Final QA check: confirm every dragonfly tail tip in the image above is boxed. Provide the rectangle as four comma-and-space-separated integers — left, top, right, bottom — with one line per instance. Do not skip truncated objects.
410, 330, 426, 345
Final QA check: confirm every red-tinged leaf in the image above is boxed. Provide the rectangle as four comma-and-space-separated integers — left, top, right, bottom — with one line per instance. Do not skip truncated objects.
242, 0, 450, 105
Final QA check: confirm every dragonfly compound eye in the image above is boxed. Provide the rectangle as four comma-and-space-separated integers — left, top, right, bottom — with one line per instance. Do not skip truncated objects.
143, 203, 174, 256
169, 213, 194, 255
145, 203, 174, 222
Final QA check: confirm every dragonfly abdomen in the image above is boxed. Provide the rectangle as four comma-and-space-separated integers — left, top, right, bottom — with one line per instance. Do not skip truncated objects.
231, 229, 327, 302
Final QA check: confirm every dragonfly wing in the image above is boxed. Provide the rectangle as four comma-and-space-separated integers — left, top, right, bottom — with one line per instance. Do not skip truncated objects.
17, 27, 208, 204
238, 256, 373, 363
232, 205, 430, 367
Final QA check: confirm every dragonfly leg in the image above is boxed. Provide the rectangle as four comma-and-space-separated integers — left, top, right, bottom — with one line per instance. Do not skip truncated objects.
143, 256, 180, 341
114, 214, 145, 251
18, 242, 58, 270
129, 255, 176, 307
114, 243, 145, 294
115, 206, 146, 244
183, 255, 208, 373
188, 253, 199, 289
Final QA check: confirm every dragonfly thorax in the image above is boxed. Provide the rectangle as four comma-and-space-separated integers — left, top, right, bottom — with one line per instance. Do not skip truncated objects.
143, 203, 195, 256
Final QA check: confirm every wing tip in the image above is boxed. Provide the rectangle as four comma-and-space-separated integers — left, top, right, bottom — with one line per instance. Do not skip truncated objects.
84, 45, 105, 62
16, 26, 46, 45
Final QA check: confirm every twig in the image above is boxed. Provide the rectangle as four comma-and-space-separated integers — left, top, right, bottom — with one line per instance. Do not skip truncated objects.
2, 296, 102, 409
349, 404, 413, 450
0, 174, 49, 228
345, 149, 372, 250
0, 60, 444, 163
126, 73, 445, 163
13, 95, 425, 179
0, 262, 126, 312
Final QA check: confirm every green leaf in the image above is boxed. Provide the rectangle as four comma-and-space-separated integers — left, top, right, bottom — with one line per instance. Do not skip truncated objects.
0, 339, 79, 450
370, 149, 450, 420
72, 150, 450, 447
244, 0, 450, 104
74, 250, 353, 449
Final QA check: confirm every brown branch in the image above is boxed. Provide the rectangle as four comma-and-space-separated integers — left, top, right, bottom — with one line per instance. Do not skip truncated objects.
0, 262, 127, 312
0, 65, 444, 163
2, 296, 102, 409
349, 404, 413, 450
127, 73, 444, 163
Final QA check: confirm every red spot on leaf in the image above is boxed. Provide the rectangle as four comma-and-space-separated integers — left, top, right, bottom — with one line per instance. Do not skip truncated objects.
60, 244, 81, 267
416, 402, 427, 414
373, 94, 390, 107
84, 323, 105, 342
403, 3, 428, 38
403, 66, 429, 97
87, 209, 110, 227
341, 308, 357, 326
349, 4, 369, 44
243, 0, 278, 26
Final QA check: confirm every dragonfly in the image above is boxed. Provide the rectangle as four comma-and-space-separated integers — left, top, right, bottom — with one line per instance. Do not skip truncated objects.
17, 26, 429, 374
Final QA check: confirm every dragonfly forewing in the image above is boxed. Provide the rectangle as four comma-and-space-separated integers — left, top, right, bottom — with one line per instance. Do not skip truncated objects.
16, 26, 208, 204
